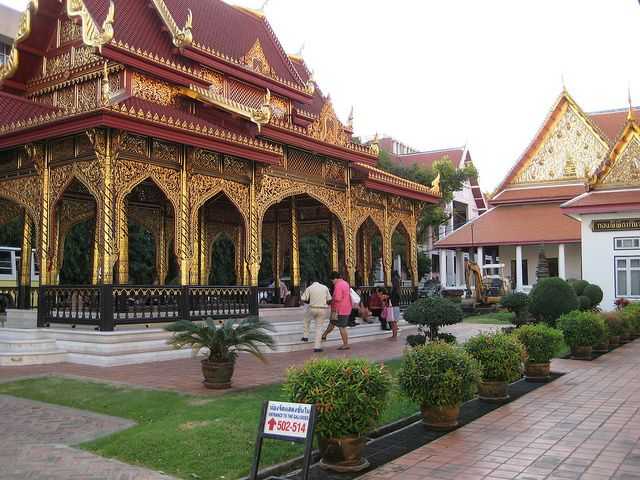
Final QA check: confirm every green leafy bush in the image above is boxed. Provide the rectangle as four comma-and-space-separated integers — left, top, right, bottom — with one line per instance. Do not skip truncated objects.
602, 312, 626, 337
399, 342, 481, 408
529, 278, 579, 325
568, 279, 589, 296
577, 295, 592, 311
284, 358, 391, 438
583, 284, 604, 309
464, 333, 526, 383
404, 297, 463, 340
500, 292, 529, 326
557, 310, 607, 348
514, 324, 564, 364
621, 303, 640, 335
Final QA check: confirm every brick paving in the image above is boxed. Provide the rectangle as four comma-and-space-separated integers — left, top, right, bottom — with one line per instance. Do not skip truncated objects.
0, 322, 500, 395
358, 340, 640, 480
0, 394, 174, 479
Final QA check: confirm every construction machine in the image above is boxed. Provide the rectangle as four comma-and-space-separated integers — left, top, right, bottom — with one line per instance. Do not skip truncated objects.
463, 260, 510, 308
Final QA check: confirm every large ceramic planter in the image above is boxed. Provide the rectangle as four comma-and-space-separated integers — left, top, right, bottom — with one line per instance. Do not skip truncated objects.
201, 359, 234, 389
318, 436, 369, 472
478, 380, 509, 402
421, 404, 460, 430
571, 345, 592, 360
524, 362, 550, 382
593, 339, 609, 353
609, 336, 620, 348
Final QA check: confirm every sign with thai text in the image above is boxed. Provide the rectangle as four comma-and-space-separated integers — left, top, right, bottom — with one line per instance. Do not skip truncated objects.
263, 401, 312, 439
592, 218, 640, 232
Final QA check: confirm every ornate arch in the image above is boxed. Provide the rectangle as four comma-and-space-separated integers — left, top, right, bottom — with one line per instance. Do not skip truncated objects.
50, 160, 102, 208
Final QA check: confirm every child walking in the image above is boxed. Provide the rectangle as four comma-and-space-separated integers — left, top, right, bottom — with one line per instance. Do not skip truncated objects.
381, 290, 399, 340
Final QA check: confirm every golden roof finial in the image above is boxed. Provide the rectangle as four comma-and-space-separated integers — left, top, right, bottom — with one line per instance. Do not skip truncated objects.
561, 73, 567, 94
627, 84, 634, 121
370, 132, 380, 156
259, 0, 271, 12
100, 61, 111, 105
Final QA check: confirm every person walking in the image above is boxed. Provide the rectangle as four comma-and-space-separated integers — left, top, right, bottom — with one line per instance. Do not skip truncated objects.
300, 278, 332, 352
387, 287, 400, 340
369, 287, 388, 330
321, 271, 352, 350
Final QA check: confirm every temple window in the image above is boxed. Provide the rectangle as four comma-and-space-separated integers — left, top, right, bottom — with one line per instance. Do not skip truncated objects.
616, 257, 640, 297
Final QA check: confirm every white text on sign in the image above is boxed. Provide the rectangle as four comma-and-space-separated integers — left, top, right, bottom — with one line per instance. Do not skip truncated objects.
263, 401, 311, 439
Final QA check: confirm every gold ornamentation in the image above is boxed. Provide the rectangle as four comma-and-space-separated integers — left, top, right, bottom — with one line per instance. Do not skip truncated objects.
200, 68, 224, 94
514, 104, 608, 184
77, 78, 98, 111
152, 140, 179, 164
271, 95, 289, 120
192, 149, 220, 172
243, 39, 271, 77
120, 133, 148, 157
66, 0, 114, 50
324, 159, 344, 183
290, 197, 300, 287
60, 18, 82, 44
56, 86, 75, 110
599, 134, 640, 187
100, 62, 112, 105
308, 100, 348, 146
47, 51, 72, 76
131, 73, 178, 106
354, 162, 439, 197
149, 0, 192, 48
223, 156, 249, 178
0, 1, 37, 81
50, 138, 75, 163
0, 199, 23, 226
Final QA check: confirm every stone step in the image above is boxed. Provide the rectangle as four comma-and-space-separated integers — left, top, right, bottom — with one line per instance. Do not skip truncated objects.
0, 337, 60, 353
66, 348, 193, 367
0, 349, 67, 366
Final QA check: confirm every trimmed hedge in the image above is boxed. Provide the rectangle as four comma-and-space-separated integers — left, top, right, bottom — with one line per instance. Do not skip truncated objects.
464, 333, 526, 383
404, 297, 463, 340
284, 358, 392, 438
398, 342, 481, 408
557, 310, 607, 349
583, 284, 603, 308
500, 292, 530, 326
578, 295, 592, 311
569, 279, 589, 296
514, 324, 565, 364
529, 278, 579, 325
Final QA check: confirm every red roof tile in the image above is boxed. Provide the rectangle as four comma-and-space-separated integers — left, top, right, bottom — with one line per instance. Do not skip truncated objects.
490, 185, 586, 205
588, 107, 640, 142
396, 147, 465, 170
561, 189, 640, 213
435, 203, 580, 248
0, 92, 59, 125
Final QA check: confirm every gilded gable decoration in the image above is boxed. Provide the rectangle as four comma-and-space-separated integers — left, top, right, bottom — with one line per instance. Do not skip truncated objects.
66, 0, 114, 50
597, 133, 640, 187
308, 100, 349, 146
0, 1, 37, 81
513, 104, 608, 184
150, 0, 193, 48
243, 39, 271, 77
131, 73, 179, 106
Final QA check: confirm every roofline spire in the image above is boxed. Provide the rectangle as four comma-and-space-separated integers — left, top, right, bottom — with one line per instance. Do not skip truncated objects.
561, 73, 567, 94
627, 83, 634, 121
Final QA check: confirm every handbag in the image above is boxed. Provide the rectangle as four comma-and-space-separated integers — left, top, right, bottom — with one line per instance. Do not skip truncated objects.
381, 305, 394, 322
349, 288, 361, 307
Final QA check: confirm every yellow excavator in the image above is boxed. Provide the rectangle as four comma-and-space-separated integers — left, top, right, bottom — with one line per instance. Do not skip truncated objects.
463, 260, 510, 307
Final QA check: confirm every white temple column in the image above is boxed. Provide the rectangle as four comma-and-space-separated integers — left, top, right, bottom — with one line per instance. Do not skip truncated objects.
558, 243, 566, 280
439, 250, 447, 286
477, 246, 484, 265
455, 249, 464, 287
516, 245, 524, 292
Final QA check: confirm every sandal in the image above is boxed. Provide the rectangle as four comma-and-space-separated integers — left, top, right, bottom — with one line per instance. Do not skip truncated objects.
337, 345, 351, 350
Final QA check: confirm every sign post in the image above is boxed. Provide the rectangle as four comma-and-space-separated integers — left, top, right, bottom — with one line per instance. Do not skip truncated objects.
249, 400, 317, 480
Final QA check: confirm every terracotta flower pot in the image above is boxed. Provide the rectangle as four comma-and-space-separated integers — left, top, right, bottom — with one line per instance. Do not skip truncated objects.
318, 436, 369, 472
421, 404, 460, 430
571, 345, 592, 360
201, 359, 234, 389
593, 339, 609, 353
609, 336, 620, 348
524, 362, 550, 382
478, 380, 509, 402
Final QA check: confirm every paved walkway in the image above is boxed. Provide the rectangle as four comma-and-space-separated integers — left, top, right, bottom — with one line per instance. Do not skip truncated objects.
0, 322, 500, 395
0, 394, 174, 479
358, 340, 640, 480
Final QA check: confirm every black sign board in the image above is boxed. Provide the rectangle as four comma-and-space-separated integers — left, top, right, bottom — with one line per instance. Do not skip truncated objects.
249, 401, 317, 480
592, 218, 640, 232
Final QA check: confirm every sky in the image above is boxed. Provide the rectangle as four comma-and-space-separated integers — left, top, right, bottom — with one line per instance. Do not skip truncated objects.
3, 0, 640, 192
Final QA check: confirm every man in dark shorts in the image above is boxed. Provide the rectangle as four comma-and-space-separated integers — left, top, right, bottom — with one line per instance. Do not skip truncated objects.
321, 271, 351, 350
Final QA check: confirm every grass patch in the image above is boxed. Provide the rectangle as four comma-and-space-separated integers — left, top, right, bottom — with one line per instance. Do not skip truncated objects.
463, 311, 515, 325
0, 358, 414, 480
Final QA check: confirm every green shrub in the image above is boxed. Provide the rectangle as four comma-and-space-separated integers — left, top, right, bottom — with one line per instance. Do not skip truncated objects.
399, 342, 481, 408
621, 303, 640, 335
464, 333, 526, 383
500, 292, 529, 326
404, 297, 463, 340
514, 324, 565, 364
284, 358, 391, 438
557, 310, 607, 348
583, 284, 604, 308
602, 312, 626, 337
577, 295, 592, 311
568, 279, 589, 296
529, 277, 579, 325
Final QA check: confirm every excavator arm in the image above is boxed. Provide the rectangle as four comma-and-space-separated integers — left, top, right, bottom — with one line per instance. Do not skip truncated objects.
464, 260, 485, 304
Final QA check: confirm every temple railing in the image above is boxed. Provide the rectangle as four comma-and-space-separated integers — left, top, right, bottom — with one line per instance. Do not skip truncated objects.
356, 285, 417, 308
37, 285, 258, 331
0, 286, 39, 310
257, 287, 281, 305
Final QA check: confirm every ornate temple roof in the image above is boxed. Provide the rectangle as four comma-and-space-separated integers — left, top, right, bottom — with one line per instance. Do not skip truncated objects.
0, 91, 60, 125
561, 189, 640, 214
395, 147, 465, 170
352, 162, 441, 202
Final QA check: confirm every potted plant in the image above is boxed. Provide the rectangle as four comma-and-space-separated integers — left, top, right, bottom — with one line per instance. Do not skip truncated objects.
284, 358, 391, 472
500, 292, 530, 326
404, 297, 463, 346
166, 317, 275, 389
398, 342, 481, 429
602, 312, 624, 347
557, 310, 606, 360
529, 278, 579, 326
464, 332, 526, 402
514, 324, 564, 381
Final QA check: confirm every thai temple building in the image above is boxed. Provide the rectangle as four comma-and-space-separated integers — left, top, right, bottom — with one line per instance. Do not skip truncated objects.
0, 0, 440, 333
437, 89, 640, 309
